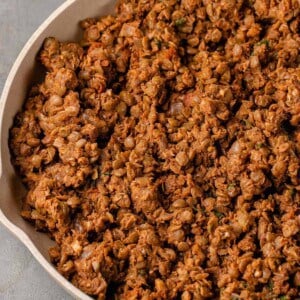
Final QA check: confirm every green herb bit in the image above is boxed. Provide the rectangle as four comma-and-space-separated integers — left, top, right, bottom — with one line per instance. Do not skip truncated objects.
161, 182, 166, 193
103, 172, 111, 176
279, 296, 287, 300
154, 38, 162, 49
227, 183, 236, 191
242, 119, 252, 127
191, 205, 199, 212
289, 188, 296, 197
268, 280, 273, 290
138, 270, 146, 276
175, 18, 186, 27
255, 142, 264, 149
257, 39, 270, 47
214, 210, 224, 218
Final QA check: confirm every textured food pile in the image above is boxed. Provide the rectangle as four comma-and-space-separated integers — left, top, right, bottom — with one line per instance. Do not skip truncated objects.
10, 0, 300, 299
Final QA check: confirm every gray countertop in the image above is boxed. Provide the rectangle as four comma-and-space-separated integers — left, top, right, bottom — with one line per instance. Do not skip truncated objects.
0, 1, 73, 299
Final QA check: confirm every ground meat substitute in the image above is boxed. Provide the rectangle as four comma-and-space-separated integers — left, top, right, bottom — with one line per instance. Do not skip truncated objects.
9, 0, 300, 299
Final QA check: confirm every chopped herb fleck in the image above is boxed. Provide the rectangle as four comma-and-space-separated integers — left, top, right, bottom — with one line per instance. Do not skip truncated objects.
227, 183, 236, 191
242, 119, 252, 127
279, 296, 287, 300
138, 270, 146, 276
251, 39, 270, 55
268, 280, 273, 290
161, 182, 166, 193
175, 18, 186, 27
290, 188, 296, 197
192, 205, 199, 212
255, 142, 264, 149
103, 172, 111, 176
257, 39, 270, 47
214, 210, 224, 218
154, 38, 162, 49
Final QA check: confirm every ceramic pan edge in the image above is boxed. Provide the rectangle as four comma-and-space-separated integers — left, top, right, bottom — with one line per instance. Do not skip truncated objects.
0, 0, 93, 299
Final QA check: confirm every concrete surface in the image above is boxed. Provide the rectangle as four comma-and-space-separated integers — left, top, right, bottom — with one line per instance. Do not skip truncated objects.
0, 1, 73, 299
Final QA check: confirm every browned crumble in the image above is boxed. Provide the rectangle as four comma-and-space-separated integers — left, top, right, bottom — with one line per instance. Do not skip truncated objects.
10, 0, 300, 299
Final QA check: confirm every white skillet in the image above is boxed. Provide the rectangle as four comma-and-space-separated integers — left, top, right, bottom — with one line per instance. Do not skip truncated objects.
0, 0, 116, 299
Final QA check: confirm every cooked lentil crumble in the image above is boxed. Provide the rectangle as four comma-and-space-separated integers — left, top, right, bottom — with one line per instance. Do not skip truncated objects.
9, 0, 300, 299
